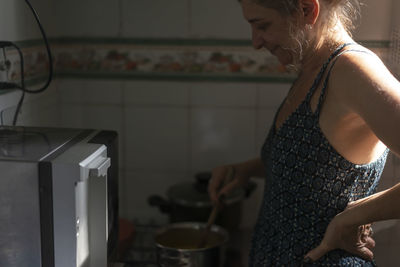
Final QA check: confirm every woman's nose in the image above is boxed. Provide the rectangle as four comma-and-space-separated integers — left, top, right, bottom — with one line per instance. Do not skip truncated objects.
252, 29, 263, 49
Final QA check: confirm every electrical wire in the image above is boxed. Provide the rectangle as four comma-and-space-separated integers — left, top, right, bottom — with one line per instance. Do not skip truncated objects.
10, 0, 54, 125
22, 0, 53, 94
11, 41, 26, 125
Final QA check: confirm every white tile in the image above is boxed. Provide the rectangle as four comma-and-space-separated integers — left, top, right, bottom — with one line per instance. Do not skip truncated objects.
59, 105, 84, 128
81, 105, 123, 132
255, 109, 277, 152
15, 101, 34, 126
123, 81, 189, 106
22, 80, 59, 105
0, 90, 22, 125
374, 220, 398, 243
257, 83, 291, 108
58, 79, 123, 105
27, 94, 60, 126
374, 244, 400, 267
0, 0, 20, 40
353, 0, 392, 41
1, 87, 60, 127
391, 221, 400, 245
80, 105, 123, 167
0, 91, 22, 125
54, 0, 120, 37
124, 107, 189, 171
57, 79, 86, 104
119, 170, 188, 223
30, 105, 61, 127
373, 220, 400, 266
121, 0, 189, 38
31, 0, 59, 38
392, 153, 400, 179
0, 0, 55, 40
190, 0, 250, 39
81, 80, 123, 105
17, 0, 58, 39
27, 92, 60, 113
190, 82, 257, 107
190, 108, 257, 172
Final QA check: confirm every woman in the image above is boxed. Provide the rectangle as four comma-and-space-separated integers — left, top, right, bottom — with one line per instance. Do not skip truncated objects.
208, 0, 400, 265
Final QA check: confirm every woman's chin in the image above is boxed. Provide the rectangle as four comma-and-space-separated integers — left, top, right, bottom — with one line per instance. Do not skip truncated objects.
277, 57, 293, 68
275, 51, 294, 67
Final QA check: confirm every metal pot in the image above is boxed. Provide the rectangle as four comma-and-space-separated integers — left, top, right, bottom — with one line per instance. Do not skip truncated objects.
155, 222, 229, 267
148, 172, 256, 232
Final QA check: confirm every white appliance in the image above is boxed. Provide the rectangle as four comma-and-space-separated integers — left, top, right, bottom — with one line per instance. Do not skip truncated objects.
0, 126, 118, 267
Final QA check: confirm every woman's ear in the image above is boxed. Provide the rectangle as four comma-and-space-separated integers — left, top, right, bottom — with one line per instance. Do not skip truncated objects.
300, 0, 320, 25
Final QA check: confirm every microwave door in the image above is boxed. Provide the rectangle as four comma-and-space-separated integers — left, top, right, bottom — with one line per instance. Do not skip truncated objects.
76, 156, 110, 267
75, 179, 89, 267
52, 143, 110, 267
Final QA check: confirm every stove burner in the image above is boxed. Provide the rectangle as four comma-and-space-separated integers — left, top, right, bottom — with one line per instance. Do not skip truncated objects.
118, 222, 251, 267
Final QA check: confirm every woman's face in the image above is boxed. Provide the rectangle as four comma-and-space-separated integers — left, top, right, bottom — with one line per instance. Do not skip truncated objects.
241, 0, 299, 65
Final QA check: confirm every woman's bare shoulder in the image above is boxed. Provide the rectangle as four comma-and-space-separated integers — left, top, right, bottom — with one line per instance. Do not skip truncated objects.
329, 46, 399, 106
329, 45, 400, 154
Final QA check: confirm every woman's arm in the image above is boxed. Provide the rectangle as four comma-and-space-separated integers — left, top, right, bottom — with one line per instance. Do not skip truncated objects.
234, 157, 267, 178
208, 157, 266, 204
333, 50, 400, 156
344, 183, 400, 224
304, 183, 400, 262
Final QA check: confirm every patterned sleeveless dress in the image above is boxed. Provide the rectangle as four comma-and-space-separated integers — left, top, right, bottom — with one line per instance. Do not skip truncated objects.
249, 44, 389, 266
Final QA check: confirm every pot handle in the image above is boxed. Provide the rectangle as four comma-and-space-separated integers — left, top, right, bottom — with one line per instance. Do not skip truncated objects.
148, 195, 172, 213
194, 172, 211, 193
244, 181, 257, 198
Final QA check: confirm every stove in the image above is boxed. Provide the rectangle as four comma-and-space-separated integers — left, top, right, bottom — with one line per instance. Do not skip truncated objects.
122, 224, 158, 266
116, 222, 253, 267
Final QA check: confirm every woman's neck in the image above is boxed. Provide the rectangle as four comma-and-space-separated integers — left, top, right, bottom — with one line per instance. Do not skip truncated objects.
300, 29, 354, 74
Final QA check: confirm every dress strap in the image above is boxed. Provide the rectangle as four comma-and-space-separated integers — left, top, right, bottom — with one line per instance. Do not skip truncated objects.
314, 48, 372, 116
305, 43, 354, 103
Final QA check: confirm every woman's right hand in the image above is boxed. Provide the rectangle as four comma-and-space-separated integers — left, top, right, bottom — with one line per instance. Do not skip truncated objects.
208, 164, 250, 206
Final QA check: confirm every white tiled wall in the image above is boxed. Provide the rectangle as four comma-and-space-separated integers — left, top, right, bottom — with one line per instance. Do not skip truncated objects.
55, 79, 290, 225
190, 0, 250, 39
125, 106, 189, 171
49, 0, 394, 40
0, 0, 394, 41
121, 0, 189, 38
0, 81, 61, 127
353, 0, 394, 41
54, 0, 120, 37
0, 0, 57, 41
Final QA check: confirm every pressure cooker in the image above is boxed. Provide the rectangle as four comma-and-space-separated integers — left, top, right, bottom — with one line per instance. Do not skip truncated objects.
148, 172, 256, 232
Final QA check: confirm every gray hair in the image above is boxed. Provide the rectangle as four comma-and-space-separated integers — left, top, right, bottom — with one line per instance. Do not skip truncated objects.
251, 0, 361, 36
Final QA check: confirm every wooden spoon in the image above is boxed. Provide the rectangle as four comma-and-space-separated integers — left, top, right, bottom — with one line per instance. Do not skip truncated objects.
197, 166, 234, 248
